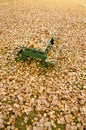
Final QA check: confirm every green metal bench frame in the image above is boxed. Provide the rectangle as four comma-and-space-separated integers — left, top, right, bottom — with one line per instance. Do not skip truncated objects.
15, 38, 56, 67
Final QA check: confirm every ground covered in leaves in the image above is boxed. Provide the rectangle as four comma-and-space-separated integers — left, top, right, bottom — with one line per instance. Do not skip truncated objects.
0, 0, 86, 130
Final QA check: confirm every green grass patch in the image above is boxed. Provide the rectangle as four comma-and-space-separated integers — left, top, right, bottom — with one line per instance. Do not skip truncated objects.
15, 111, 36, 130
52, 123, 66, 130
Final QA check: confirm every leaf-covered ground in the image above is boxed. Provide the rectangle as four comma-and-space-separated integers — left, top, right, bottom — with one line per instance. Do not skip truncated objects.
0, 0, 86, 130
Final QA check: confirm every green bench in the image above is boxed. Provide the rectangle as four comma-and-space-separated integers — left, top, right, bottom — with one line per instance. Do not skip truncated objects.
15, 38, 56, 67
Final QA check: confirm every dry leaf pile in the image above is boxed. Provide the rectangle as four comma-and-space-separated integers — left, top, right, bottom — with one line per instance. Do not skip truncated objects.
0, 0, 86, 130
